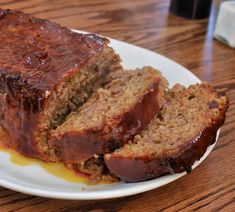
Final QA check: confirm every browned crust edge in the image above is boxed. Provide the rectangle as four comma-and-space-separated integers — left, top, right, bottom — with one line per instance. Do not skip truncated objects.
50, 79, 163, 163
104, 95, 229, 183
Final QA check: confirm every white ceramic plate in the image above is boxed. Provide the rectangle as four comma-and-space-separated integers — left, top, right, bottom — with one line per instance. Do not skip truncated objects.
0, 30, 219, 200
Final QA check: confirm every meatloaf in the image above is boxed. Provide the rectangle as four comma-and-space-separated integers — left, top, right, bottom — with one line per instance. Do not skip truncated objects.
105, 83, 229, 182
50, 67, 168, 163
0, 9, 121, 161
66, 156, 119, 184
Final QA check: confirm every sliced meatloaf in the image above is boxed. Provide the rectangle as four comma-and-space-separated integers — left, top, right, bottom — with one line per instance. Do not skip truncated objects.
105, 83, 229, 182
66, 156, 119, 184
0, 9, 121, 161
50, 67, 168, 163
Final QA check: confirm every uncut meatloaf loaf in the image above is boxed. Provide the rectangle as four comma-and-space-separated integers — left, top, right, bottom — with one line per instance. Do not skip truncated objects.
105, 83, 229, 182
0, 9, 121, 161
50, 67, 168, 163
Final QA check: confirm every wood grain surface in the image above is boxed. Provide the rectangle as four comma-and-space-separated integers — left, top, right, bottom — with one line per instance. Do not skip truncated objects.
0, 0, 234, 211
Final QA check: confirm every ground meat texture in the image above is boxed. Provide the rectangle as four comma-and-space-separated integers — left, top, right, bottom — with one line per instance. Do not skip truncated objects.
50, 67, 168, 163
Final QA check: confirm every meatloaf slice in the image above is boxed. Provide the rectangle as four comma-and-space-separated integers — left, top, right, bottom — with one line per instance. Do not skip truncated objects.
0, 9, 121, 161
66, 156, 119, 184
105, 83, 229, 182
50, 67, 168, 163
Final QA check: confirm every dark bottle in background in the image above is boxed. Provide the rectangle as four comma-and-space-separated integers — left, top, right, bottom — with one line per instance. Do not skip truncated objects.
170, 0, 213, 19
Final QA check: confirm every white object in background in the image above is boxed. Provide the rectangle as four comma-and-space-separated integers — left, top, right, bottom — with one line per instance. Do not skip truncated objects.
214, 1, 235, 48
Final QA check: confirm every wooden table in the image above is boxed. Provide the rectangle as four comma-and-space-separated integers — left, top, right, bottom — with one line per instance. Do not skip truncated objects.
0, 0, 234, 211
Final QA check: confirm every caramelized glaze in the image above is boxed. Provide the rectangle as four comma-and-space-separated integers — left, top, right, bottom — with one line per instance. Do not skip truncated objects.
104, 94, 229, 183
0, 9, 108, 97
0, 9, 108, 160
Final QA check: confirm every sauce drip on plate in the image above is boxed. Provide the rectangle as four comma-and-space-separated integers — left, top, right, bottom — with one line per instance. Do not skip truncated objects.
0, 127, 115, 185
0, 145, 91, 184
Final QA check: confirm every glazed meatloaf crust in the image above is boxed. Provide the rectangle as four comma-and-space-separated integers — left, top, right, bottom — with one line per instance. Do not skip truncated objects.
105, 83, 229, 182
50, 67, 168, 163
0, 9, 121, 161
